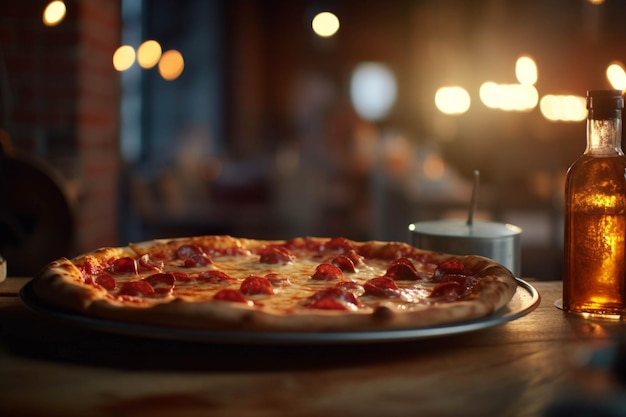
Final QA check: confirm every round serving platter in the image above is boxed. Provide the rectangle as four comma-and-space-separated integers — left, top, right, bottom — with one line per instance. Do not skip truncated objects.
20, 278, 540, 345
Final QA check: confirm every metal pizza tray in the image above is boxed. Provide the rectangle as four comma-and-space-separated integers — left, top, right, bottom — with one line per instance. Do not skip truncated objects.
19, 278, 540, 345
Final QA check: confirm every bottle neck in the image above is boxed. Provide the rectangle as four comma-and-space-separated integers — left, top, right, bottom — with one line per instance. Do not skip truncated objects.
586, 112, 623, 156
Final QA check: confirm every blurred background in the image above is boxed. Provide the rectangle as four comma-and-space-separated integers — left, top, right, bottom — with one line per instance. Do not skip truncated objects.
1, 0, 625, 279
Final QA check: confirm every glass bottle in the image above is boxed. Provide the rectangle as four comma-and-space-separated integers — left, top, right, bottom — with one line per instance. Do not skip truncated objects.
563, 89, 626, 318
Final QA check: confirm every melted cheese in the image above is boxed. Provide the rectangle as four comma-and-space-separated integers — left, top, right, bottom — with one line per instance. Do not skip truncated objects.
104, 249, 438, 313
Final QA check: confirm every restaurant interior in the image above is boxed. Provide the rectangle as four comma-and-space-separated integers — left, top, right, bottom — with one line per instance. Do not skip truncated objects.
1, 0, 626, 281
4, 2, 626, 416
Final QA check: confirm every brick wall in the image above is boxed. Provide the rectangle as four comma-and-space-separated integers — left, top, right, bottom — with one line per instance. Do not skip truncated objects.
1, 0, 121, 270
73, 0, 122, 252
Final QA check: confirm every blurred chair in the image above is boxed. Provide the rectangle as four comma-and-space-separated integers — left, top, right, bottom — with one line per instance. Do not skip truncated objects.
0, 134, 75, 277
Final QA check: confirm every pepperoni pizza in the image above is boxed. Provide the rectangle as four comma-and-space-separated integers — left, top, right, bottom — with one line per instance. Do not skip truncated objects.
31, 236, 518, 332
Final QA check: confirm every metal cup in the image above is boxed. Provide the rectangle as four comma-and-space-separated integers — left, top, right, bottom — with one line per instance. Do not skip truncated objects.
409, 220, 522, 276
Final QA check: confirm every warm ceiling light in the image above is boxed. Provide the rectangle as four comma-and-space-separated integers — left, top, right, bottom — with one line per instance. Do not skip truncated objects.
435, 86, 471, 115
479, 82, 538, 111
539, 95, 586, 122
607, 62, 626, 91
137, 40, 162, 69
113, 45, 136, 71
158, 50, 184, 81
515, 56, 538, 86
312, 12, 340, 38
43, 1, 66, 26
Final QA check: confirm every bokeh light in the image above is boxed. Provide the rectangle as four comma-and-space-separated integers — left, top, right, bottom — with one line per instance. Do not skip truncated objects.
312, 12, 340, 38
435, 86, 471, 115
515, 56, 538, 86
607, 62, 626, 91
113, 45, 136, 71
43, 1, 66, 26
350, 62, 397, 122
158, 50, 185, 80
539, 95, 587, 122
479, 82, 538, 111
137, 40, 162, 69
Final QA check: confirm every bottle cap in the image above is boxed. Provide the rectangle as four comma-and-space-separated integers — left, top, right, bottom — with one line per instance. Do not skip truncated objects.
587, 89, 624, 110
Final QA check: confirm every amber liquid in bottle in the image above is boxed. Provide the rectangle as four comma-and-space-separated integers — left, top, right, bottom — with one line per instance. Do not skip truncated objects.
564, 155, 626, 317
563, 91, 626, 318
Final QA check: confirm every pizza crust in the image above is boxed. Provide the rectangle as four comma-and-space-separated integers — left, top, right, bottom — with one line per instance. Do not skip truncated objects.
31, 236, 518, 333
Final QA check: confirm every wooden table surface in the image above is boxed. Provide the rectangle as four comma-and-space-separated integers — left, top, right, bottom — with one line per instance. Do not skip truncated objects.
1, 277, 625, 417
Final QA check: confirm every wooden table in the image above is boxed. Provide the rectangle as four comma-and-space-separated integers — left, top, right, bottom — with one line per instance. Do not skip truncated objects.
1, 277, 625, 417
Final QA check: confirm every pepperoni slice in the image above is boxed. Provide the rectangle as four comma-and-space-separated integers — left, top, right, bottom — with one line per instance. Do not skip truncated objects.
176, 244, 205, 260
258, 246, 295, 264
196, 270, 235, 284
311, 263, 345, 281
143, 273, 175, 295
137, 254, 163, 272
429, 281, 465, 301
392, 257, 417, 271
109, 257, 138, 275
324, 237, 355, 253
431, 259, 467, 282
176, 245, 213, 267
303, 288, 362, 310
95, 274, 116, 291
439, 274, 479, 289
169, 271, 192, 282
184, 254, 213, 268
345, 250, 365, 266
363, 276, 400, 297
213, 288, 251, 304
331, 255, 357, 273
240, 275, 274, 295
384, 263, 421, 280
117, 280, 155, 297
